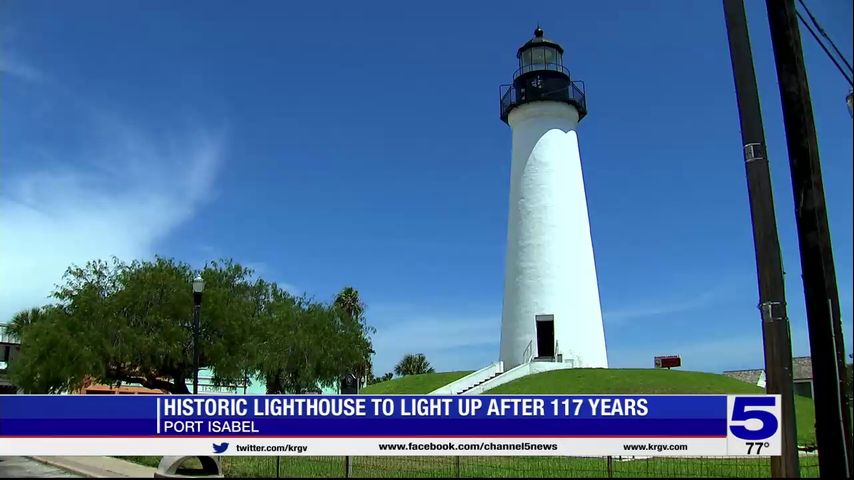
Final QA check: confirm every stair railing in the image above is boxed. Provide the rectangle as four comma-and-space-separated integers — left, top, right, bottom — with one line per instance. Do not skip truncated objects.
523, 339, 534, 363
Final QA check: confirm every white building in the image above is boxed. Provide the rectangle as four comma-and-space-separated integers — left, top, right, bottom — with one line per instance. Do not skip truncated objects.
430, 28, 609, 396
497, 27, 608, 371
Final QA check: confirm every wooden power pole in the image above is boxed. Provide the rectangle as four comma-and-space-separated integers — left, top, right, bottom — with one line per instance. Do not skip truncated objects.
764, 0, 854, 477
723, 0, 800, 476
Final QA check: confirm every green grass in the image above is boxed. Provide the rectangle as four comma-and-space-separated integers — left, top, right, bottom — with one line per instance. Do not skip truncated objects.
360, 371, 473, 394
485, 368, 816, 447
485, 368, 778, 395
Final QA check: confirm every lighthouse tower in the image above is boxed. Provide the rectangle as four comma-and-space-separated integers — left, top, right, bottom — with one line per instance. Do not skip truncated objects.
498, 27, 608, 371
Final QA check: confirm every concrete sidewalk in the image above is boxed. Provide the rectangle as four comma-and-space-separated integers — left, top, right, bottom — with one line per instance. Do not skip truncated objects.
29, 457, 156, 478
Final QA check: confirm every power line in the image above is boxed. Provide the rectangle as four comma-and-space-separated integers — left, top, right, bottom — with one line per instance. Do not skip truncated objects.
796, 10, 854, 86
797, 0, 853, 75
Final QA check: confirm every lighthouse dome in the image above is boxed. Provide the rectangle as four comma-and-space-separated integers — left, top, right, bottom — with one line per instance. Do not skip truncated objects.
499, 27, 587, 123
517, 27, 565, 75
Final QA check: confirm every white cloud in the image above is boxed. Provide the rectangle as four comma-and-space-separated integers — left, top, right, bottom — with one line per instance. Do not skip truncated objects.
0, 56, 42, 82
278, 283, 303, 296
0, 25, 45, 84
367, 302, 500, 375
603, 282, 741, 325
0, 116, 225, 322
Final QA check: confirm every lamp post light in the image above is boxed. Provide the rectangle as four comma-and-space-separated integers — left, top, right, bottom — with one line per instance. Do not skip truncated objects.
192, 274, 205, 395
847, 89, 853, 118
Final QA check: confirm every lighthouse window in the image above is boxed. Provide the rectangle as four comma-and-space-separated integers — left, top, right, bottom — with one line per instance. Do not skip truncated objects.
520, 46, 562, 73
531, 47, 545, 66
543, 47, 559, 66
520, 49, 533, 68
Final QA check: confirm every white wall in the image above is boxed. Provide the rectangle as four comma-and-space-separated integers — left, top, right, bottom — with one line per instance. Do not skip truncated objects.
499, 101, 608, 370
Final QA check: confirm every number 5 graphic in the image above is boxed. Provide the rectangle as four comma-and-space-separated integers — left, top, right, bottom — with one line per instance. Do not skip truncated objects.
729, 397, 779, 440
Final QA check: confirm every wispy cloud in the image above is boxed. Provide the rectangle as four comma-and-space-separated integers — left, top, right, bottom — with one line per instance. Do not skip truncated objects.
367, 302, 500, 375
0, 68, 226, 322
603, 282, 741, 325
0, 53, 43, 82
279, 283, 303, 296
0, 27, 45, 83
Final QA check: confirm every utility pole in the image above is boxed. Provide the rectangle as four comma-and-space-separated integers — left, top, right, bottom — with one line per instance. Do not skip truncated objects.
723, 1, 799, 476
765, 1, 853, 477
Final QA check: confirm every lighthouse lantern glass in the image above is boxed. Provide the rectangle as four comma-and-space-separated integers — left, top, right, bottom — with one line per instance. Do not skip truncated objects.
520, 46, 562, 74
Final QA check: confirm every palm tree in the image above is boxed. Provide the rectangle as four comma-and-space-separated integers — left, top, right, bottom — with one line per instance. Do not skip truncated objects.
394, 353, 435, 376
334, 286, 363, 321
5, 306, 50, 341
334, 287, 373, 384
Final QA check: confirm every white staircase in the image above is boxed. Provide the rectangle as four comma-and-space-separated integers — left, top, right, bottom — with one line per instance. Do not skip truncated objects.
431, 340, 584, 396
456, 371, 504, 395
428, 362, 504, 395
461, 359, 578, 395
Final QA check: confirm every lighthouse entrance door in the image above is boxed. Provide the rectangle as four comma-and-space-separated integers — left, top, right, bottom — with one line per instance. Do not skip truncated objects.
535, 314, 555, 359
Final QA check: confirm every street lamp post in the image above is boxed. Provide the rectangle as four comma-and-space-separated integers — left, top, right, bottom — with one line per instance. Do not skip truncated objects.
847, 89, 853, 118
192, 274, 205, 395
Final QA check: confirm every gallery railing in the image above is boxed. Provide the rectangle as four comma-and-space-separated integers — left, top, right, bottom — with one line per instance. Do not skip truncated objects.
499, 79, 587, 121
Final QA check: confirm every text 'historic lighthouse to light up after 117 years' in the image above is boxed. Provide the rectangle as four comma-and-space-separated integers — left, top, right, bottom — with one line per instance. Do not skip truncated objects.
498, 27, 608, 370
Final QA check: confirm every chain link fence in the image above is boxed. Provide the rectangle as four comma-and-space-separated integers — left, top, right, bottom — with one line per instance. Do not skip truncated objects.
127, 453, 820, 478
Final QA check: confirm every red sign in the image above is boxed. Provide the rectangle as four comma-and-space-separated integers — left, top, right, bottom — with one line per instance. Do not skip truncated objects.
654, 355, 681, 369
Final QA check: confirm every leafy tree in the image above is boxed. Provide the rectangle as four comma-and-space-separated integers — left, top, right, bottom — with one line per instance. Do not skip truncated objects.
9, 257, 262, 394
394, 353, 434, 377
9, 257, 376, 396
254, 286, 375, 394
254, 287, 316, 394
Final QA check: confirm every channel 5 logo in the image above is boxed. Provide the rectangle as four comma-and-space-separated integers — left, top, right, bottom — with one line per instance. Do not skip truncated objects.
728, 396, 779, 440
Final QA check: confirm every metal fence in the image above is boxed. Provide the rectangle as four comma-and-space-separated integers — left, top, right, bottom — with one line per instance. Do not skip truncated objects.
125, 453, 819, 478
499, 79, 587, 122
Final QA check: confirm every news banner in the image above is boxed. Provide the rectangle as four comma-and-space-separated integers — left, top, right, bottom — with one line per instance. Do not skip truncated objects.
0, 395, 780, 457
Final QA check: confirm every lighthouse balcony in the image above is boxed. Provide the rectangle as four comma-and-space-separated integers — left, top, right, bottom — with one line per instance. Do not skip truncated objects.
499, 71, 587, 123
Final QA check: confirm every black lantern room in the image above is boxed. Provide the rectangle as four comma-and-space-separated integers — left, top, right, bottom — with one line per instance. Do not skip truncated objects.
499, 27, 587, 123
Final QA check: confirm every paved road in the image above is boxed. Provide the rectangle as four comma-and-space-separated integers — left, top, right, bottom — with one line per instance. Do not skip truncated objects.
0, 457, 80, 478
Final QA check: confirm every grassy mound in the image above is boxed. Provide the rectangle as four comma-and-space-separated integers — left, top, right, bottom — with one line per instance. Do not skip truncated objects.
485, 368, 816, 446
360, 371, 473, 394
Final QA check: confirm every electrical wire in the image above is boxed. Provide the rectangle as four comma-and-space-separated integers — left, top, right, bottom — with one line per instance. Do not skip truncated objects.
797, 0, 853, 75
795, 10, 853, 86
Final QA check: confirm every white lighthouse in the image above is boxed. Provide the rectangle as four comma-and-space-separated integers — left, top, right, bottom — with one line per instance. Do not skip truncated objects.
498, 28, 608, 371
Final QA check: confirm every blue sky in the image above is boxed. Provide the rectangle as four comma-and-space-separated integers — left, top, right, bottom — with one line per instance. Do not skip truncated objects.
1, 0, 851, 377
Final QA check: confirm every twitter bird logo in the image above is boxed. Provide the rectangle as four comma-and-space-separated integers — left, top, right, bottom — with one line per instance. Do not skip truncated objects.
212, 442, 229, 454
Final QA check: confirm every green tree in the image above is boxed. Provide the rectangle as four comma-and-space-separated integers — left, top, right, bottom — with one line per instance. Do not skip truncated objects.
333, 287, 375, 384
255, 286, 375, 394
254, 287, 315, 394
333, 287, 363, 320
5, 306, 53, 341
8, 257, 263, 394
394, 353, 434, 376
